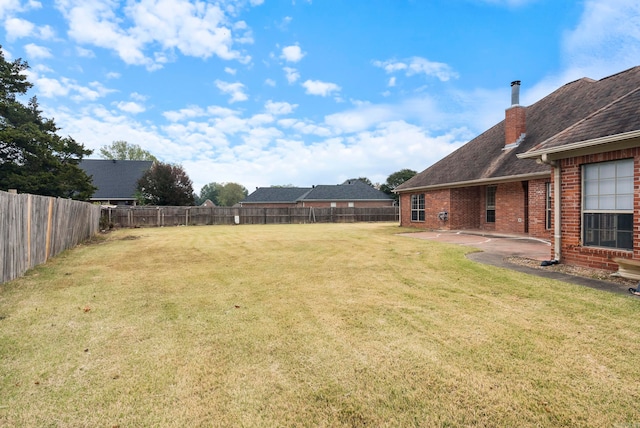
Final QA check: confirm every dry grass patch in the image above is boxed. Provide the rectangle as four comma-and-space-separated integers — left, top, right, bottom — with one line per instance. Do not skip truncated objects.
1, 223, 640, 427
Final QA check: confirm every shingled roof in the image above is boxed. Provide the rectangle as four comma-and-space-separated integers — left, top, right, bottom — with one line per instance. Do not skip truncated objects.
303, 180, 392, 201
241, 187, 312, 204
396, 66, 640, 192
80, 159, 153, 200
241, 180, 392, 204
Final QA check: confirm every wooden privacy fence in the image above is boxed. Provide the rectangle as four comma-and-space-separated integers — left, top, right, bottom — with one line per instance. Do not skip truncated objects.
1, 191, 101, 284
103, 206, 399, 228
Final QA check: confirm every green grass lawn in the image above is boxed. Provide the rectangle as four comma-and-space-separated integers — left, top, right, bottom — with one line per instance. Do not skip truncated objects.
1, 223, 639, 427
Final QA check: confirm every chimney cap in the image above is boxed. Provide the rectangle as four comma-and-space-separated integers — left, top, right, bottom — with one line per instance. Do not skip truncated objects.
511, 80, 521, 87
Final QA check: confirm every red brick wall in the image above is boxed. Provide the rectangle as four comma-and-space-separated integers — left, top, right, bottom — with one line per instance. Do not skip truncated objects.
528, 179, 552, 240
505, 106, 526, 146
399, 179, 552, 238
450, 187, 480, 230
557, 148, 640, 271
399, 189, 450, 229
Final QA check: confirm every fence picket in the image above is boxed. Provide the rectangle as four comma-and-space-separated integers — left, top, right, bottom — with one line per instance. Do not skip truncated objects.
102, 206, 399, 228
1, 191, 101, 284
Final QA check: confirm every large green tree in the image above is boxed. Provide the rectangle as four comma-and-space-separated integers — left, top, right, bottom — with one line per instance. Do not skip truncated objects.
380, 168, 417, 201
0, 49, 95, 199
196, 182, 223, 205
99, 140, 157, 161
137, 162, 194, 206
217, 182, 248, 207
197, 182, 247, 206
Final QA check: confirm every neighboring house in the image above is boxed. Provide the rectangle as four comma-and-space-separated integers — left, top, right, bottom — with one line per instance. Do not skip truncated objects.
395, 66, 640, 271
240, 180, 394, 208
79, 159, 153, 205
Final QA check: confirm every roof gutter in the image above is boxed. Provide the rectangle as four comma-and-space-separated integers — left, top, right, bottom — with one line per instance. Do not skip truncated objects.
394, 172, 550, 194
517, 129, 640, 160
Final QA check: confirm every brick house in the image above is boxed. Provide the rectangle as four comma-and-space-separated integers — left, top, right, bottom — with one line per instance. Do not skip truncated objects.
240, 180, 394, 208
395, 66, 640, 271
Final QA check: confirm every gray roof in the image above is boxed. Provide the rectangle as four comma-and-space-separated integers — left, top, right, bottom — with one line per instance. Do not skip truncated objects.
303, 180, 392, 201
396, 65, 640, 192
241, 187, 312, 204
241, 180, 392, 203
80, 159, 153, 200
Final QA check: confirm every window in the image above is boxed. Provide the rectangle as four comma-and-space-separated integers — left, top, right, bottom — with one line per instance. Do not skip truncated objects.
582, 159, 634, 250
411, 194, 425, 222
330, 202, 337, 208
348, 202, 354, 208
545, 182, 552, 230
486, 186, 496, 223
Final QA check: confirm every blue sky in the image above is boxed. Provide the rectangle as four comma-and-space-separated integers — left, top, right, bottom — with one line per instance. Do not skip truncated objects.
1, 0, 639, 194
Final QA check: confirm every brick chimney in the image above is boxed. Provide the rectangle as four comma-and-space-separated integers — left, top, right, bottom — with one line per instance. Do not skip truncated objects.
505, 80, 526, 148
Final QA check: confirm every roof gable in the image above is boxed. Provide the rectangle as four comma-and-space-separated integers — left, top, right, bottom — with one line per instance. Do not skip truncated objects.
397, 66, 640, 191
80, 159, 153, 200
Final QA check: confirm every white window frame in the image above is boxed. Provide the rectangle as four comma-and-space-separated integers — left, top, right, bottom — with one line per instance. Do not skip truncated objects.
581, 159, 634, 250
486, 186, 496, 223
411, 194, 425, 222
545, 182, 552, 230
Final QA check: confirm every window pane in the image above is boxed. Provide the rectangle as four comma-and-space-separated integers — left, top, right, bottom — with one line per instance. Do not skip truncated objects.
617, 159, 634, 176
599, 179, 615, 194
616, 195, 633, 210
617, 179, 634, 194
584, 180, 598, 196
599, 163, 616, 179
583, 213, 633, 250
599, 195, 615, 209
585, 165, 599, 180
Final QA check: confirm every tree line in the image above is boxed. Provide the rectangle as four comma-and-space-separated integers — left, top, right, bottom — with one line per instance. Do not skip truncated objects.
0, 47, 415, 207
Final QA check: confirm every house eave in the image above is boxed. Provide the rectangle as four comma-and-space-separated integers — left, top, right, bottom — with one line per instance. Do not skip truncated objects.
394, 172, 550, 193
518, 129, 640, 161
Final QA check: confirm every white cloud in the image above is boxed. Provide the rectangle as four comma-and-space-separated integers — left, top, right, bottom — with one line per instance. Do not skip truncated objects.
28, 70, 115, 101
56, 0, 253, 70
561, 0, 640, 78
264, 100, 297, 115
265, 78, 276, 87
302, 79, 341, 97
115, 101, 145, 114
0, 0, 41, 20
283, 66, 300, 84
215, 79, 248, 103
76, 46, 95, 57
24, 43, 52, 59
163, 106, 207, 122
281, 44, 305, 62
225, 67, 237, 75
4, 17, 34, 40
373, 57, 459, 82
388, 77, 396, 87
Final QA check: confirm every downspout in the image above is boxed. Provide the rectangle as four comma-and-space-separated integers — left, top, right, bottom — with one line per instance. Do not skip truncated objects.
540, 153, 561, 261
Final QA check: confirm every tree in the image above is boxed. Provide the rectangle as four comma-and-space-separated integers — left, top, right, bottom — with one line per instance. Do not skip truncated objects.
346, 177, 374, 187
0, 49, 95, 199
136, 162, 194, 206
196, 181, 248, 206
380, 169, 417, 201
216, 182, 248, 207
99, 140, 157, 161
196, 182, 223, 205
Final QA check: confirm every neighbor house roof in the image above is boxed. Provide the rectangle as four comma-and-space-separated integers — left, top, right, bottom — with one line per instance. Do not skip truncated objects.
80, 159, 153, 200
241, 187, 313, 204
303, 180, 392, 201
241, 180, 392, 204
396, 66, 640, 192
